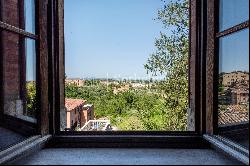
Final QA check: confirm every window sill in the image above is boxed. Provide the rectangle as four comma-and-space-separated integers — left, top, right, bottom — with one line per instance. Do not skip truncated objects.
0, 135, 52, 165
203, 134, 249, 165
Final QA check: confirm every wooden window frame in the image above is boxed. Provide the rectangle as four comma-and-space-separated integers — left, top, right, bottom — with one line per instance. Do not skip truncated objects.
205, 3, 249, 163
203, 1, 249, 163
216, 21, 249, 38
0, 0, 247, 151
206, 0, 249, 136
0, 1, 248, 163
0, 0, 49, 136
47, 0, 208, 148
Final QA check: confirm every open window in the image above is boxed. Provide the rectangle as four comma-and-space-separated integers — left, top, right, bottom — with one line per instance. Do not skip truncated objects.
217, 0, 249, 149
49, 0, 205, 138
205, 0, 249, 150
0, 0, 49, 151
0, 0, 38, 136
0, 0, 248, 164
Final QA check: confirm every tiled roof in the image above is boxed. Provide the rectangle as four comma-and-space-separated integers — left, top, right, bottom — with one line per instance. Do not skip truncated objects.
65, 98, 86, 111
227, 105, 246, 112
219, 110, 249, 125
231, 89, 249, 94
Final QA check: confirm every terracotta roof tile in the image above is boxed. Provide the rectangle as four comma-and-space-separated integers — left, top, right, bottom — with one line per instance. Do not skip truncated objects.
227, 105, 246, 112
65, 98, 86, 111
219, 110, 249, 125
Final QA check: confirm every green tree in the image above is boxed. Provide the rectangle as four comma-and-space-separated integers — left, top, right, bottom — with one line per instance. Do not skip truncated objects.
144, 0, 189, 131
26, 82, 37, 117
118, 116, 145, 131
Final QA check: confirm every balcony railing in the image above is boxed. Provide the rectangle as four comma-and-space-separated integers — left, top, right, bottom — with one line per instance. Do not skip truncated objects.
80, 120, 111, 131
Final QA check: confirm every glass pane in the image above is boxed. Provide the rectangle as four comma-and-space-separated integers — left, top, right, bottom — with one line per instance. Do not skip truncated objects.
218, 29, 249, 149
24, 0, 36, 34
25, 38, 37, 120
0, 31, 32, 152
1, 31, 22, 117
219, 0, 249, 32
63, 0, 190, 131
1, 30, 37, 123
0, 0, 36, 34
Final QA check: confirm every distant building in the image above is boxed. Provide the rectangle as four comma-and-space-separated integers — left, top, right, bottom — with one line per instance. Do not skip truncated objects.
113, 84, 130, 94
100, 80, 119, 86
80, 104, 94, 127
131, 83, 147, 89
65, 79, 85, 87
222, 71, 249, 87
65, 98, 94, 130
65, 98, 86, 130
231, 89, 249, 105
100, 81, 109, 86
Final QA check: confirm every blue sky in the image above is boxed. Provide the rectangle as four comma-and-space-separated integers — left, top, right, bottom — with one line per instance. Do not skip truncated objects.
25, 0, 35, 34
25, 0, 36, 81
64, 0, 249, 80
64, 0, 167, 79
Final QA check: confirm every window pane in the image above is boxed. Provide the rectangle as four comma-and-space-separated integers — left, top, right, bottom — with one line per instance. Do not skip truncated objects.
24, 0, 36, 34
0, 0, 36, 34
25, 38, 37, 120
0, 31, 32, 151
63, 0, 190, 131
1, 31, 22, 117
218, 29, 249, 148
219, 0, 249, 32
1, 30, 37, 123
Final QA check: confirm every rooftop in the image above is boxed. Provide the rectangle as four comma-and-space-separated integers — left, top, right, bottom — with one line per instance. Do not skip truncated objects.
231, 89, 249, 94
219, 110, 249, 125
65, 98, 87, 111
